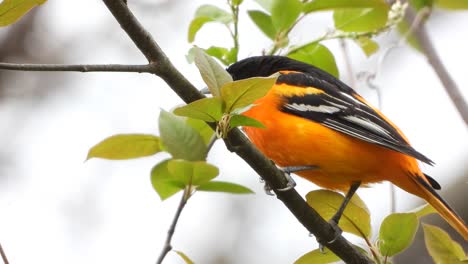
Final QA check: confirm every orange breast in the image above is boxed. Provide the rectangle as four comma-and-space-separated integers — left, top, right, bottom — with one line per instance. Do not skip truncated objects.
242, 87, 422, 192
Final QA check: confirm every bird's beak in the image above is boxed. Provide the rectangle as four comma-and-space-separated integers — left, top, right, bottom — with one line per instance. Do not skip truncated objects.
200, 87, 211, 94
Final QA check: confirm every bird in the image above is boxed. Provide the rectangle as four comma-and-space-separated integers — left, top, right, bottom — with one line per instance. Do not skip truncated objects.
225, 55, 468, 241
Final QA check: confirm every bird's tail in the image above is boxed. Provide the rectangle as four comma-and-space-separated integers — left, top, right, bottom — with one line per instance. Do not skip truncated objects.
409, 175, 468, 241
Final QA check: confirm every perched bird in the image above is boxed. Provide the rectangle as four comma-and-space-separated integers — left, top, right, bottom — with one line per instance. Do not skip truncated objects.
226, 55, 468, 241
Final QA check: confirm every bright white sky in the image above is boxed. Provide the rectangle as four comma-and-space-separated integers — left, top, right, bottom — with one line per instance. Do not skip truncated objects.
0, 0, 467, 263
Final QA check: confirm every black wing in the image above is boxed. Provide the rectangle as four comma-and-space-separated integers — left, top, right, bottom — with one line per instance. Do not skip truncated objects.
277, 72, 434, 165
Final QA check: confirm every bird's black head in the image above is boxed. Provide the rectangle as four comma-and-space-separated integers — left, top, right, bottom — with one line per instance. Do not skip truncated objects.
226, 56, 329, 81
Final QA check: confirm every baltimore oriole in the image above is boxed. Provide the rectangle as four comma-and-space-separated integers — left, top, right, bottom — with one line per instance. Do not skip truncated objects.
226, 56, 468, 241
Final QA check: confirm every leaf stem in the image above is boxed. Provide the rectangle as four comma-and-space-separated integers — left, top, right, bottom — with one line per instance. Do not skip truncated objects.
228, 0, 240, 62
155, 188, 189, 264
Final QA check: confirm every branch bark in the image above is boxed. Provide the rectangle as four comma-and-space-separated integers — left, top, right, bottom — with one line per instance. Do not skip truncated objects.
404, 7, 468, 125
101, 0, 373, 263
0, 63, 154, 73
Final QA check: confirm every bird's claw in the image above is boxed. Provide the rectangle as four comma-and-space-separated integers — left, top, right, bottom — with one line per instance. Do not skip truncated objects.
318, 219, 343, 253
276, 170, 296, 191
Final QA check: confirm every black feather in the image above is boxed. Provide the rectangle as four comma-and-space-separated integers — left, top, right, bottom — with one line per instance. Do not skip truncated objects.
226, 56, 434, 165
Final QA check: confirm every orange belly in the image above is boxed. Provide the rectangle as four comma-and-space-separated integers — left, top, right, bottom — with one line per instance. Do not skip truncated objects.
242, 93, 421, 192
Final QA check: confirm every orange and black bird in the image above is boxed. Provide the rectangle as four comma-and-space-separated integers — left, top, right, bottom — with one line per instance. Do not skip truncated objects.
226, 55, 468, 241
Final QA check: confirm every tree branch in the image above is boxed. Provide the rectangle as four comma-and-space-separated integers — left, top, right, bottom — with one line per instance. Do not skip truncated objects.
101, 1, 373, 263
0, 63, 154, 73
156, 189, 189, 264
404, 7, 468, 125
0, 242, 9, 264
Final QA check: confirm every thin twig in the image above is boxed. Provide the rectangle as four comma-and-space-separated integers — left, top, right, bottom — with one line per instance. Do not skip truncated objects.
0, 63, 154, 73
339, 39, 356, 88
0, 242, 9, 264
156, 189, 189, 264
404, 6, 468, 125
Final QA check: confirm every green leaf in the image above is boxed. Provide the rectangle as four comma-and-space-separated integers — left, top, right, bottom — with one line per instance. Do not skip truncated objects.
355, 37, 379, 56
397, 20, 422, 52
379, 213, 419, 257
410, 0, 434, 10
205, 46, 230, 65
423, 224, 468, 263
195, 5, 233, 24
167, 160, 219, 185
304, 0, 387, 13
197, 181, 254, 194
254, 0, 274, 12
173, 97, 224, 122
411, 204, 437, 218
232, 0, 244, 6
0, 0, 46, 27
229, 114, 266, 128
295, 246, 368, 264
306, 190, 371, 238
271, 0, 303, 32
174, 250, 195, 264
193, 47, 233, 97
188, 16, 213, 43
288, 43, 339, 77
294, 248, 341, 264
435, 0, 468, 9
185, 118, 214, 145
150, 160, 185, 200
248, 10, 277, 40
159, 110, 207, 161
187, 4, 233, 42
333, 5, 389, 32
221, 76, 277, 113
87, 134, 162, 160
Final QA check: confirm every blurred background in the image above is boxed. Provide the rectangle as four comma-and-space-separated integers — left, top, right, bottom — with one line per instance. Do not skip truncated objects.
0, 0, 466, 263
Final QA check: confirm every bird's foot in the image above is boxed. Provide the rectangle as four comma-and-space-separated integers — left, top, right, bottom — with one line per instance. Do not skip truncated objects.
318, 219, 343, 253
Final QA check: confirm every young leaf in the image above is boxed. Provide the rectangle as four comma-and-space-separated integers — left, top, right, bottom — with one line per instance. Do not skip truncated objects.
229, 114, 266, 129
195, 4, 233, 24
306, 190, 371, 238
193, 47, 233, 97
187, 5, 233, 43
167, 160, 219, 185
333, 5, 389, 32
295, 246, 368, 264
304, 0, 387, 13
248, 10, 277, 40
205, 46, 231, 65
411, 204, 437, 218
173, 97, 224, 122
271, 0, 303, 32
87, 134, 162, 160
150, 160, 186, 200
159, 110, 207, 161
379, 213, 419, 257
174, 250, 195, 264
197, 181, 254, 194
409, 0, 434, 10
0, 0, 47, 27
288, 43, 339, 77
254, 0, 274, 12
294, 248, 341, 264
355, 37, 379, 57
435, 0, 468, 9
221, 76, 277, 113
397, 20, 422, 52
423, 224, 468, 263
185, 118, 214, 145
